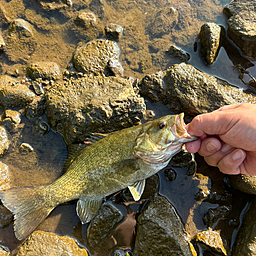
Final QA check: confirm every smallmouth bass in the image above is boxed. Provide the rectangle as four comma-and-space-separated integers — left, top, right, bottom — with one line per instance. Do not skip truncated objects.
0, 113, 197, 240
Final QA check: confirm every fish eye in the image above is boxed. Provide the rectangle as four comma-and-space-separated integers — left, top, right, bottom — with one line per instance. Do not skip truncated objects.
159, 122, 166, 129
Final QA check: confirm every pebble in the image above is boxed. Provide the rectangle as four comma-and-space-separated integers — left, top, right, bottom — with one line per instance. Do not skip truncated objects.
0, 161, 10, 191
104, 23, 123, 40
19, 143, 34, 153
0, 127, 9, 157
74, 11, 97, 29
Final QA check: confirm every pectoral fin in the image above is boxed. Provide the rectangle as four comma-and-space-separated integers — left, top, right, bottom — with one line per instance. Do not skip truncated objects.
76, 198, 103, 224
128, 180, 146, 201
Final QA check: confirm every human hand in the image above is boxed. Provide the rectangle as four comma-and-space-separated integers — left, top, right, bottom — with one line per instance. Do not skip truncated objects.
185, 104, 256, 176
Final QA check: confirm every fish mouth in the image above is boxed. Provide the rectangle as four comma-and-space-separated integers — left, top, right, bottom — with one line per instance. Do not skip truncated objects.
173, 113, 198, 143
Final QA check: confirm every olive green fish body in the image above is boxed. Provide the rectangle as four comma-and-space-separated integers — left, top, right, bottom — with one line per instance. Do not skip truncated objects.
0, 113, 197, 240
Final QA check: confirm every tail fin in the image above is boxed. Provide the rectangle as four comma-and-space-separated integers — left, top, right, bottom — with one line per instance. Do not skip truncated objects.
0, 186, 55, 240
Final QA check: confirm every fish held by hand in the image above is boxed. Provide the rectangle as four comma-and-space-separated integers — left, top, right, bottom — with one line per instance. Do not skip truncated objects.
0, 113, 197, 240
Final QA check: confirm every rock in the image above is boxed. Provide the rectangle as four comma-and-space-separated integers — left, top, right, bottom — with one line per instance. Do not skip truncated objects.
5, 19, 37, 62
0, 127, 9, 157
139, 63, 256, 116
106, 59, 124, 77
0, 32, 5, 50
39, 0, 70, 10
45, 75, 145, 144
104, 23, 123, 40
0, 162, 10, 191
224, 0, 256, 59
34, 119, 49, 136
133, 193, 195, 256
16, 230, 88, 256
0, 246, 9, 256
199, 23, 221, 65
2, 109, 21, 130
0, 82, 35, 108
147, 7, 178, 38
89, 0, 105, 19
26, 62, 61, 80
232, 197, 256, 255
24, 96, 46, 119
74, 11, 97, 29
0, 205, 12, 228
164, 167, 177, 181
19, 143, 34, 153
86, 202, 124, 254
72, 39, 120, 76
230, 175, 256, 195
166, 45, 190, 62
193, 229, 227, 255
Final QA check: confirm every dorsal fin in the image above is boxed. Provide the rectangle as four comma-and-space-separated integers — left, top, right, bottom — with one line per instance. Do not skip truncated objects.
62, 143, 86, 173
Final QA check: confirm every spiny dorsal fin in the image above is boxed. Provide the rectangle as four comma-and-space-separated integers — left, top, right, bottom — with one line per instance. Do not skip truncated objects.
63, 143, 86, 173
128, 180, 146, 201
76, 198, 103, 224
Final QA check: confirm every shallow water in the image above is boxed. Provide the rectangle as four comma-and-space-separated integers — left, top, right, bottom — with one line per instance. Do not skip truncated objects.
0, 0, 255, 255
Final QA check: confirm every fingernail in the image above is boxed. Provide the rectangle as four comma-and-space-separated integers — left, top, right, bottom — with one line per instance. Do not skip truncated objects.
206, 141, 218, 152
221, 144, 233, 153
232, 149, 244, 161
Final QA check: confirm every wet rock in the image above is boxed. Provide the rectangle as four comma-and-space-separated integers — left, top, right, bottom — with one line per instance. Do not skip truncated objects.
31, 81, 44, 95
147, 7, 178, 38
133, 193, 195, 256
24, 96, 46, 119
86, 202, 124, 254
230, 175, 256, 195
39, 0, 71, 10
0, 162, 10, 191
166, 45, 190, 62
224, 0, 256, 59
16, 230, 88, 256
45, 75, 145, 144
2, 109, 21, 130
0, 82, 35, 108
0, 127, 9, 157
74, 11, 97, 29
34, 119, 49, 136
19, 143, 34, 153
72, 39, 120, 76
193, 229, 227, 255
139, 63, 256, 116
26, 62, 61, 80
164, 167, 177, 181
232, 197, 256, 255
0, 32, 5, 50
5, 19, 37, 62
89, 0, 105, 19
0, 246, 9, 256
106, 59, 124, 77
203, 205, 232, 228
0, 205, 12, 228
104, 23, 123, 40
199, 23, 221, 65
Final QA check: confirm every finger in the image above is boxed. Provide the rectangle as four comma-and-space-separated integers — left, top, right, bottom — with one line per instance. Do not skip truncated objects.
217, 148, 246, 175
197, 137, 222, 157
185, 139, 201, 153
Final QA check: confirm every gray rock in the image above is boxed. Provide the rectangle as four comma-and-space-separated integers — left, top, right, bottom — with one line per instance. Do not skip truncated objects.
167, 45, 190, 62
139, 63, 256, 116
16, 231, 88, 256
0, 161, 10, 191
104, 23, 123, 40
74, 11, 97, 29
232, 197, 256, 255
230, 175, 256, 195
26, 62, 61, 80
72, 39, 120, 76
199, 23, 221, 65
224, 0, 256, 59
45, 75, 145, 144
133, 193, 195, 256
86, 202, 124, 254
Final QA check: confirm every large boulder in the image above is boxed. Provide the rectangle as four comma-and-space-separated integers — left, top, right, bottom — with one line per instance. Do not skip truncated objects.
139, 63, 256, 117
45, 75, 145, 144
224, 0, 256, 60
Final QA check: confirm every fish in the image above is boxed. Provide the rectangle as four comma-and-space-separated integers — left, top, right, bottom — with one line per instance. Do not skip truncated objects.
0, 113, 197, 240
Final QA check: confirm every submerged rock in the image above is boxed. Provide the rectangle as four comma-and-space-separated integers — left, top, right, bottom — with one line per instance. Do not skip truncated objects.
232, 197, 256, 255
45, 75, 145, 144
199, 23, 221, 65
16, 231, 88, 256
74, 11, 97, 29
133, 193, 195, 256
26, 61, 61, 80
166, 45, 190, 62
72, 39, 120, 76
230, 175, 256, 195
224, 0, 256, 60
139, 63, 256, 116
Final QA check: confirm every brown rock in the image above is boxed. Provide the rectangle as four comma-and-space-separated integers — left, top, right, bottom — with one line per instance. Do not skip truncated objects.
0, 162, 10, 191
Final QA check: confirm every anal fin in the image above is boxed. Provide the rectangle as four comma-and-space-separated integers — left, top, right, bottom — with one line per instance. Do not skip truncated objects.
128, 180, 146, 201
76, 198, 103, 224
